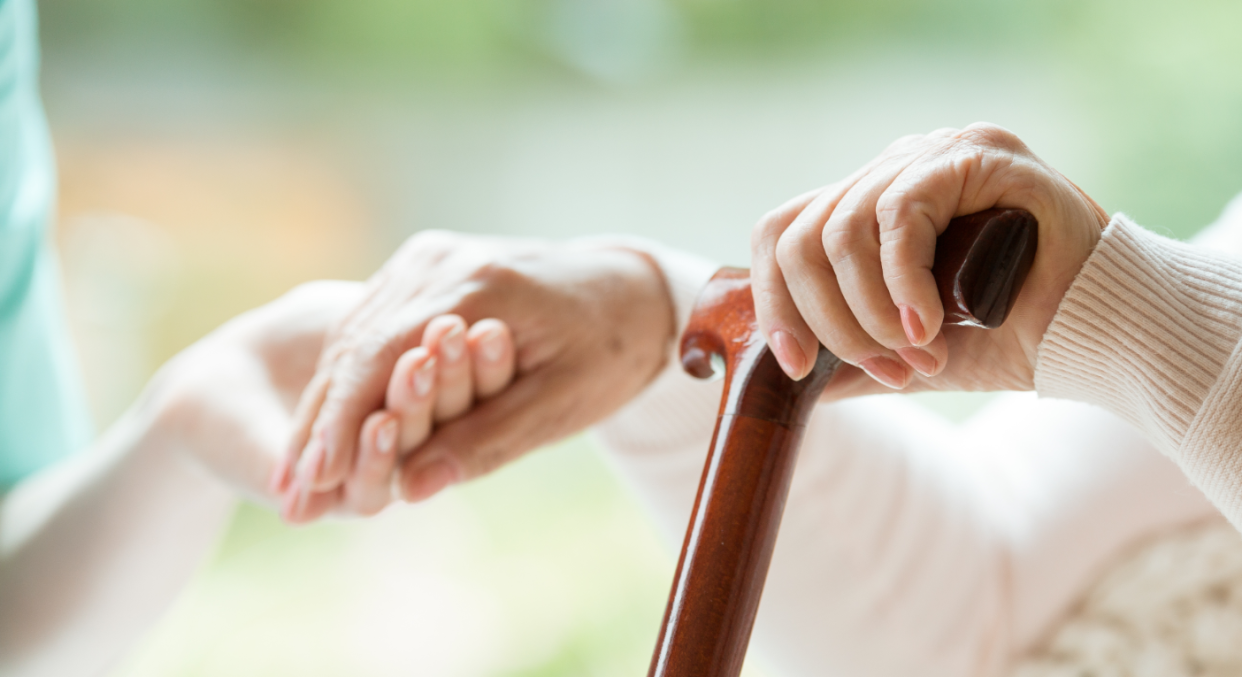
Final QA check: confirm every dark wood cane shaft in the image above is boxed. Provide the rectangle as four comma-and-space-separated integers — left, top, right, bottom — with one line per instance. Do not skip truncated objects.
648, 208, 1038, 677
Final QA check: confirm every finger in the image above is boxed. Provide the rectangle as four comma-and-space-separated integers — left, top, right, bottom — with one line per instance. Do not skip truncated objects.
342, 411, 400, 516
875, 127, 1029, 345
897, 330, 948, 378
751, 188, 825, 380
776, 208, 912, 389
821, 146, 947, 354
396, 366, 578, 502
307, 324, 416, 493
751, 132, 942, 380
289, 429, 327, 517
386, 346, 437, 454
467, 319, 516, 399
273, 369, 331, 494
279, 475, 341, 525
422, 314, 473, 422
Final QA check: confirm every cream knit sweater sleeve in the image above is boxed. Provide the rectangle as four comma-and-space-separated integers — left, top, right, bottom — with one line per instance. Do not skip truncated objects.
1035, 208, 1242, 530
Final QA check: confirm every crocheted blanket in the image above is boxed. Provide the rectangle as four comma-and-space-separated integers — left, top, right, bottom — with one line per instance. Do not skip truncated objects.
1015, 520, 1242, 676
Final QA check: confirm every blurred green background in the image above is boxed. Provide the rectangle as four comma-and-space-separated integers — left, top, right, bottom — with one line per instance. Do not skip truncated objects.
36, 0, 1242, 675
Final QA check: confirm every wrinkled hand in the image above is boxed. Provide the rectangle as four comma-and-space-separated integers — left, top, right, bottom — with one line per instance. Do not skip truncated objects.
278, 231, 675, 521
272, 312, 518, 521
752, 123, 1110, 398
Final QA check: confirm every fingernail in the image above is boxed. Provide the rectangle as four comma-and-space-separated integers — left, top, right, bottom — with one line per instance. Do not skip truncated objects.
442, 324, 465, 362
479, 327, 506, 363
859, 356, 910, 389
376, 418, 397, 455
770, 330, 806, 379
896, 347, 937, 377
403, 457, 461, 503
899, 305, 925, 346
412, 356, 436, 397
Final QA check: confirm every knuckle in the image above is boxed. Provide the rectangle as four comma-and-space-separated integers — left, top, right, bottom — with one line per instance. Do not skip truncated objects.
322, 334, 403, 411
774, 229, 804, 271
820, 224, 861, 266
874, 202, 931, 244
778, 217, 830, 267
752, 208, 788, 248
958, 122, 1022, 152
458, 261, 523, 315
467, 260, 523, 288
879, 235, 924, 273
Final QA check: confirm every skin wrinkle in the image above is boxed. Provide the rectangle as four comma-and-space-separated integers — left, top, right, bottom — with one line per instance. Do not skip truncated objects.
753, 171, 880, 376
888, 172, 997, 318
779, 237, 865, 359
290, 239, 673, 515
820, 138, 961, 351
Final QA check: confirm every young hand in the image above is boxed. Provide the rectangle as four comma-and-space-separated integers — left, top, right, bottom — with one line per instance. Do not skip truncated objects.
152, 281, 364, 504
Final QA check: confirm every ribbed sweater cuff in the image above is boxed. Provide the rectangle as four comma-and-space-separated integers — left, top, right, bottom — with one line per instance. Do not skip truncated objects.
1035, 215, 1242, 456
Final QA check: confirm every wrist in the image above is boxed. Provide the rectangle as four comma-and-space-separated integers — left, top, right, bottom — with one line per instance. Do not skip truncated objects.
124, 353, 195, 459
570, 235, 718, 347
568, 239, 678, 361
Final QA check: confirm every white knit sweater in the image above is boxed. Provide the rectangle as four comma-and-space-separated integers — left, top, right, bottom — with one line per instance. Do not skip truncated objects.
592, 197, 1242, 677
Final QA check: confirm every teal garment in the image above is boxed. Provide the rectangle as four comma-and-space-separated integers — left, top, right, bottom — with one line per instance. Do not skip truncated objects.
0, 0, 92, 488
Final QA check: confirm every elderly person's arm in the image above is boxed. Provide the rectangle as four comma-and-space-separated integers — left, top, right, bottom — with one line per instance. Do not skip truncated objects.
589, 230, 1218, 676
750, 122, 1242, 530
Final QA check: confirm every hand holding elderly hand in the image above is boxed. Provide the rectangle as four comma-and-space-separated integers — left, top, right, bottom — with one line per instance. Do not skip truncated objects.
267, 312, 517, 521
276, 232, 675, 522
752, 122, 1111, 397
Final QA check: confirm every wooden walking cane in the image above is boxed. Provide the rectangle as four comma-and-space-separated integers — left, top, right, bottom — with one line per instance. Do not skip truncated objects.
648, 208, 1039, 677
